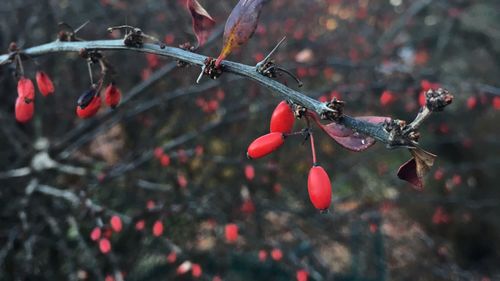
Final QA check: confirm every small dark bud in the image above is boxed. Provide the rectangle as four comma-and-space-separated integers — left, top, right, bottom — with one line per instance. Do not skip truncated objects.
425, 88, 453, 112
8, 42, 18, 52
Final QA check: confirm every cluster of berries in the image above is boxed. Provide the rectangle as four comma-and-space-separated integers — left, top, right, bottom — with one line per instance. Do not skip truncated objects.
246, 101, 333, 212
15, 72, 122, 122
76, 83, 121, 119
15, 72, 54, 122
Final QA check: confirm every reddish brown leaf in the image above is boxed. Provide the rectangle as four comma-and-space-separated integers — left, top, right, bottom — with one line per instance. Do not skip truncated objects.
397, 158, 422, 190
397, 148, 436, 190
215, 0, 266, 66
186, 0, 216, 47
309, 112, 390, 151
322, 122, 354, 137
331, 133, 376, 152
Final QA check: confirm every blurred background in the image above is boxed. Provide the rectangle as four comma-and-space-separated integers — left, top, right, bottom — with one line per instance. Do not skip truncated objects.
1, 0, 499, 280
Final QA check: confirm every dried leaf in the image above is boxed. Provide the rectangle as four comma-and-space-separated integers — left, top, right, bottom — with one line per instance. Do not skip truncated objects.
397, 148, 436, 190
410, 147, 436, 179
215, 0, 266, 66
186, 0, 216, 47
397, 158, 421, 190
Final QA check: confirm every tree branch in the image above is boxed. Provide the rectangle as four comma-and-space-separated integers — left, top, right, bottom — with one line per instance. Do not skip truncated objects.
0, 39, 449, 149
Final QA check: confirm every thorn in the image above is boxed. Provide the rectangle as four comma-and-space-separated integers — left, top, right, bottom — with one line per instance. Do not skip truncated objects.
74, 20, 90, 34
255, 36, 286, 71
196, 65, 206, 84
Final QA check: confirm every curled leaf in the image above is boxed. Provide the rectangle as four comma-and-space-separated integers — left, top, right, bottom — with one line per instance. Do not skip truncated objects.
397, 147, 436, 190
397, 158, 420, 189
186, 0, 216, 47
215, 0, 266, 67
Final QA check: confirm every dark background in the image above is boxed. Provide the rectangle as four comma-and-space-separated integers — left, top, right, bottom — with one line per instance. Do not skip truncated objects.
1, 0, 499, 280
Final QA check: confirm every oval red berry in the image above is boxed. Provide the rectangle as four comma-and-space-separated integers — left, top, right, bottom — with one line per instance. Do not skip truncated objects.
247, 132, 285, 159
270, 101, 295, 133
110, 215, 122, 233
225, 223, 238, 243
17, 77, 35, 100
104, 84, 121, 108
15, 97, 34, 123
307, 166, 332, 211
76, 92, 101, 119
36, 71, 55, 96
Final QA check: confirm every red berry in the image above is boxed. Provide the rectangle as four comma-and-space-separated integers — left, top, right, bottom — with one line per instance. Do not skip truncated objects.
271, 248, 283, 261
247, 132, 285, 159
177, 173, 188, 188
466, 96, 477, 110
90, 227, 102, 241
17, 77, 35, 100
99, 238, 111, 254
270, 101, 295, 133
15, 97, 34, 123
160, 154, 171, 167
418, 90, 426, 107
225, 223, 238, 243
154, 147, 164, 159
104, 83, 121, 108
420, 80, 432, 91
167, 251, 177, 263
493, 96, 500, 110
244, 164, 255, 181
296, 269, 308, 281
380, 90, 396, 107
307, 166, 332, 211
258, 250, 267, 262
135, 220, 145, 231
76, 89, 101, 119
240, 199, 255, 214
35, 71, 55, 96
110, 215, 122, 233
152, 220, 164, 237
192, 263, 202, 278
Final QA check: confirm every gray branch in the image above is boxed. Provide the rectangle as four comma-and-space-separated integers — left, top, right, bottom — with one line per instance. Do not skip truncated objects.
0, 39, 443, 148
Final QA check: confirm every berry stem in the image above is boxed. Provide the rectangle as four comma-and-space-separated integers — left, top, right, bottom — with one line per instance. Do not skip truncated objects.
15, 54, 24, 76
310, 132, 317, 166
87, 61, 94, 85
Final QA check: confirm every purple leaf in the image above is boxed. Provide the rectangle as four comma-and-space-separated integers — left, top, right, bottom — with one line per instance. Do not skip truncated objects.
330, 133, 376, 152
355, 116, 391, 124
215, 0, 266, 66
186, 0, 216, 47
322, 122, 354, 137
